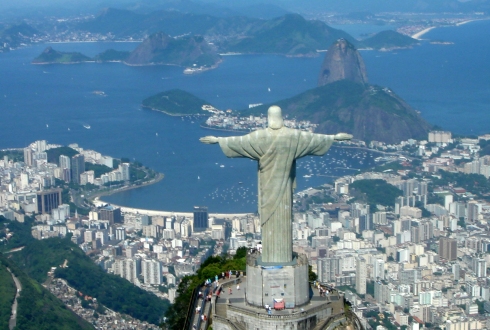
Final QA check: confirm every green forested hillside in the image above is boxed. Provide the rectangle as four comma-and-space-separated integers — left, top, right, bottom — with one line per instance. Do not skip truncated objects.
32, 47, 92, 64
0, 256, 94, 330
0, 264, 16, 329
9, 237, 169, 325
242, 80, 431, 143
349, 179, 403, 209
1, 215, 169, 325
220, 14, 356, 55
165, 249, 247, 329
94, 49, 130, 62
46, 146, 79, 165
142, 89, 211, 115
360, 30, 419, 49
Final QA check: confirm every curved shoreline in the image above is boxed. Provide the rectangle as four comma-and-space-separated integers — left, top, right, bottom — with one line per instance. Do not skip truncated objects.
94, 172, 253, 218
89, 172, 164, 202
142, 106, 209, 117
411, 18, 490, 40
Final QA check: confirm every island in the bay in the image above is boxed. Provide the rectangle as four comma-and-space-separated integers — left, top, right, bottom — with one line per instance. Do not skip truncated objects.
142, 89, 213, 116
32, 32, 221, 73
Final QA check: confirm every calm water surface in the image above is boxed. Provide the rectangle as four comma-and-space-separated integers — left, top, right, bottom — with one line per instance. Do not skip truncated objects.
0, 20, 488, 212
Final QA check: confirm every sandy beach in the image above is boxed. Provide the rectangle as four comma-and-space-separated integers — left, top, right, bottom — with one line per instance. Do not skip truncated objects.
93, 197, 253, 219
412, 18, 488, 40
411, 27, 436, 40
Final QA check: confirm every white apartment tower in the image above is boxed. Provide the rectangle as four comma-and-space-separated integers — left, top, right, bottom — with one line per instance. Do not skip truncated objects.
142, 259, 163, 285
356, 257, 367, 295
373, 258, 385, 280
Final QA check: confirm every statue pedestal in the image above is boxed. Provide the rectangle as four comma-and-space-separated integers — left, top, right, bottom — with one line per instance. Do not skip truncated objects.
246, 252, 310, 308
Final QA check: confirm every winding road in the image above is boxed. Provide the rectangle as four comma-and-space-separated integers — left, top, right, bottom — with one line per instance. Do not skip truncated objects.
7, 267, 22, 330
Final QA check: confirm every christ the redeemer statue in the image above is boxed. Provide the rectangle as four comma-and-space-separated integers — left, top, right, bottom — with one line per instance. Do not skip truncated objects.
200, 106, 352, 264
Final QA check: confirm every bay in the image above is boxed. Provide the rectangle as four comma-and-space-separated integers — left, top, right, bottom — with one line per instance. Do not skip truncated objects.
0, 20, 488, 213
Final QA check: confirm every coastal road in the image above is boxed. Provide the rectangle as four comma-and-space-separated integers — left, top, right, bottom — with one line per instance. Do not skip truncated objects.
7, 267, 22, 330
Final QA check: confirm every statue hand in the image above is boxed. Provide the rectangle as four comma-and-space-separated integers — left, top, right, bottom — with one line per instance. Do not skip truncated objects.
200, 136, 219, 144
334, 133, 353, 141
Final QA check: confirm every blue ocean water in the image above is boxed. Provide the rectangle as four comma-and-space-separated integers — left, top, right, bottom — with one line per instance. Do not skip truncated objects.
0, 20, 488, 212
361, 19, 490, 135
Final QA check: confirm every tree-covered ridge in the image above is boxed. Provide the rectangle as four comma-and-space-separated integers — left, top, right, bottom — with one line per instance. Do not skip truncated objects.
32, 47, 92, 64
0, 149, 23, 162
0, 255, 94, 330
349, 179, 403, 209
219, 13, 356, 56
242, 80, 431, 144
124, 32, 221, 67
432, 170, 490, 199
142, 89, 212, 116
5, 223, 169, 325
0, 23, 39, 51
94, 49, 130, 62
0, 215, 36, 252
46, 146, 79, 165
84, 163, 113, 178
0, 263, 16, 329
76, 9, 418, 56
165, 248, 247, 329
33, 48, 131, 64
360, 30, 419, 49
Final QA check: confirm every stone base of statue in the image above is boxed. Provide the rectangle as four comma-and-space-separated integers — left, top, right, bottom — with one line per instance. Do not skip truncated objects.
245, 251, 310, 308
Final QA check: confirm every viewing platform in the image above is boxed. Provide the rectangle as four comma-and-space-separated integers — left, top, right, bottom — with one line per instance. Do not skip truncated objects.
211, 274, 363, 330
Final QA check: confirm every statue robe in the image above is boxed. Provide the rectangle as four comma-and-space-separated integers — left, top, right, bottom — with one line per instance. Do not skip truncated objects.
218, 127, 334, 263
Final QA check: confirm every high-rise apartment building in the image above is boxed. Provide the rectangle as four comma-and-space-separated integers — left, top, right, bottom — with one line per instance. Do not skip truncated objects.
71, 154, 85, 184
373, 259, 385, 280
119, 163, 130, 181
193, 206, 208, 231
439, 237, 457, 261
35, 140, 47, 152
116, 227, 126, 241
36, 188, 62, 214
99, 205, 122, 225
59, 155, 71, 182
317, 257, 340, 283
24, 148, 34, 167
356, 257, 367, 295
142, 259, 162, 285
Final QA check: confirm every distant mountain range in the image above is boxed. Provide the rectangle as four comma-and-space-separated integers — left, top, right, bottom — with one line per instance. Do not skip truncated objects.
217, 14, 356, 56
76, 9, 419, 55
125, 32, 220, 67
204, 0, 490, 14
2, 0, 488, 22
0, 23, 39, 52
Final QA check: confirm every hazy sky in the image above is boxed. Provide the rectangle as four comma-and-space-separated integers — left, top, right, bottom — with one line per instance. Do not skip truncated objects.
0, 0, 484, 19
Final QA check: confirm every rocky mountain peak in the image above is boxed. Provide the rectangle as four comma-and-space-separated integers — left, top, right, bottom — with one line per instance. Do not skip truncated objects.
318, 38, 368, 86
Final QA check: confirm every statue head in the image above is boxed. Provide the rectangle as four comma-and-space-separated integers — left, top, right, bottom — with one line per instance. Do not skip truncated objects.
268, 106, 284, 130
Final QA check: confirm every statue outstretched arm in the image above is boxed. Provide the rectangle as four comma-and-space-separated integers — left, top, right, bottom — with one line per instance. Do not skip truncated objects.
334, 133, 353, 141
200, 136, 219, 144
